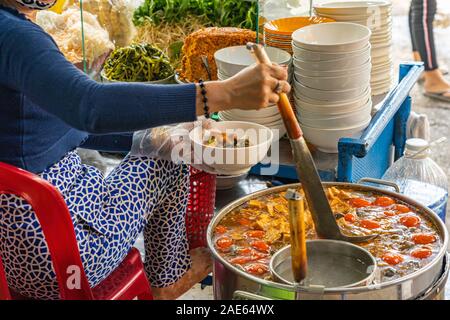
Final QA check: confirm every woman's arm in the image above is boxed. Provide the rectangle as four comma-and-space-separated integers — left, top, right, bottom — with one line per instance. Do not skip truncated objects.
0, 18, 291, 135
80, 133, 133, 152
0, 22, 213, 134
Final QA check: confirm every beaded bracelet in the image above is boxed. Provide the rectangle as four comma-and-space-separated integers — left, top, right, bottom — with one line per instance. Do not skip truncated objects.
198, 79, 210, 119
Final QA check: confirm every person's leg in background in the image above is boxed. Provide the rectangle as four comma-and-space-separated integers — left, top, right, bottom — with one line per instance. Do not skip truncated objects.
410, 0, 450, 101
409, 4, 423, 63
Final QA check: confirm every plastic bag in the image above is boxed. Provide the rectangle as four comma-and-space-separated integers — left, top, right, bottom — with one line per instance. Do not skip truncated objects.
130, 119, 218, 173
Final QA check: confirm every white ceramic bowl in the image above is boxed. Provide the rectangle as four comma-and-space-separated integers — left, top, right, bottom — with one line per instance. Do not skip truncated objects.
215, 46, 292, 77
292, 42, 370, 62
371, 45, 391, 58
293, 52, 370, 72
294, 59, 371, 77
296, 95, 372, 116
300, 118, 371, 153
189, 121, 273, 175
294, 78, 370, 102
297, 102, 372, 129
294, 68, 370, 91
292, 22, 371, 52
221, 105, 279, 118
314, 1, 392, 15
221, 111, 282, 124
294, 89, 371, 113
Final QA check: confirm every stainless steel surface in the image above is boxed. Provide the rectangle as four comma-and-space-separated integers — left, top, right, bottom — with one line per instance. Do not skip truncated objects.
230, 253, 450, 300
417, 253, 449, 300
208, 182, 448, 300
358, 177, 401, 193
285, 189, 307, 283
270, 241, 377, 289
216, 173, 249, 190
201, 55, 213, 81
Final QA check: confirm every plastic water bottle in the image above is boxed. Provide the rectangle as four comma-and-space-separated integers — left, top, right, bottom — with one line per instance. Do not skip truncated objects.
382, 138, 448, 221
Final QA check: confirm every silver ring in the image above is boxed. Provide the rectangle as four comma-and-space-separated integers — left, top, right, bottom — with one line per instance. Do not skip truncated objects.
273, 80, 281, 93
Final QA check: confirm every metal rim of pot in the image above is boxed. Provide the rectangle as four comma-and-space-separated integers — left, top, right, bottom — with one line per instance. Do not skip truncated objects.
207, 181, 449, 295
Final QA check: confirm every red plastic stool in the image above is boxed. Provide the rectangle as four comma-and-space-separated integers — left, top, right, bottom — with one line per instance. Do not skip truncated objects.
186, 167, 216, 249
0, 162, 153, 300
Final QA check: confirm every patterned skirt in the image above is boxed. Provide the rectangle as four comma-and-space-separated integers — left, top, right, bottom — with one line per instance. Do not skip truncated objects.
0, 151, 191, 299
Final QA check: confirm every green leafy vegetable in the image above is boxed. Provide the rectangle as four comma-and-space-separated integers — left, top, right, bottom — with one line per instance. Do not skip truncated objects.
133, 0, 258, 31
103, 43, 174, 82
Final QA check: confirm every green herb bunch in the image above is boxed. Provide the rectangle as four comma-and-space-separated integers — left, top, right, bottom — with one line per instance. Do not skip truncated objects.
103, 43, 174, 82
133, 0, 258, 30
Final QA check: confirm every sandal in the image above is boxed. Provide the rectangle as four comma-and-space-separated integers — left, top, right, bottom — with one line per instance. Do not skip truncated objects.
418, 67, 449, 84
424, 90, 450, 103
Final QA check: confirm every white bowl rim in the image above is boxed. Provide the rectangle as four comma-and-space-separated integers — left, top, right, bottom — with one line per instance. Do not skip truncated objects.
314, 1, 392, 10
292, 41, 371, 55
294, 77, 370, 93
294, 60, 371, 76
299, 116, 371, 131
292, 22, 371, 48
297, 100, 372, 119
190, 120, 274, 151
295, 90, 371, 106
214, 45, 291, 67
294, 67, 371, 80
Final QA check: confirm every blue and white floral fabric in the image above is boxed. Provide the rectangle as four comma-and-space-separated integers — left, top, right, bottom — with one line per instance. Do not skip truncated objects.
0, 151, 191, 299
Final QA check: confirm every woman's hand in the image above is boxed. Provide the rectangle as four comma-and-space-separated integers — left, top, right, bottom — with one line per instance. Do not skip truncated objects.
224, 63, 291, 109
130, 118, 217, 173
196, 63, 291, 115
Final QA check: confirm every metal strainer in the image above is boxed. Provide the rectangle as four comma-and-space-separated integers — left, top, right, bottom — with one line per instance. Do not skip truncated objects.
270, 240, 377, 289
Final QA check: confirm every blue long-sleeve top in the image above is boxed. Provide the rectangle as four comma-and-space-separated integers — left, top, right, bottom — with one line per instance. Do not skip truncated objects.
0, 6, 197, 173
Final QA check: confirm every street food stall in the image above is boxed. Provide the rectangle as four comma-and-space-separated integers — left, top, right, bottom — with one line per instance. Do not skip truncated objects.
0, 0, 448, 301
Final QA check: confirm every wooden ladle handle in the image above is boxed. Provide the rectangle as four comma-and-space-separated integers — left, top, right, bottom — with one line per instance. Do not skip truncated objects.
246, 43, 303, 140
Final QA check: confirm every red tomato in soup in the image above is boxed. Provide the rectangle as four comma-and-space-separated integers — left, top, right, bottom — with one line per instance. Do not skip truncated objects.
251, 240, 270, 253
238, 218, 251, 226
244, 263, 269, 275
349, 198, 371, 208
412, 234, 436, 245
344, 213, 357, 223
384, 211, 396, 217
236, 247, 252, 255
395, 204, 410, 213
360, 219, 381, 230
399, 215, 421, 228
216, 237, 233, 251
245, 230, 265, 239
229, 256, 253, 265
215, 225, 227, 234
382, 252, 404, 265
411, 247, 432, 259
373, 196, 396, 207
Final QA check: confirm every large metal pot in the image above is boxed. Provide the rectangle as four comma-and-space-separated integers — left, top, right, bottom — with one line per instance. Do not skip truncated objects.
207, 182, 449, 300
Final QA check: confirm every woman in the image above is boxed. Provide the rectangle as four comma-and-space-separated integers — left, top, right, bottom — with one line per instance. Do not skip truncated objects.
409, 0, 450, 102
0, 0, 290, 299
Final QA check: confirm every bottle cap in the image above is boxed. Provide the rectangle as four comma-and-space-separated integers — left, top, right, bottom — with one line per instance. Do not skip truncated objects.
405, 138, 429, 152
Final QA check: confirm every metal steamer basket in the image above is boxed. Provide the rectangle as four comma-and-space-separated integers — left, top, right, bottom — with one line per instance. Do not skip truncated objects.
207, 182, 449, 300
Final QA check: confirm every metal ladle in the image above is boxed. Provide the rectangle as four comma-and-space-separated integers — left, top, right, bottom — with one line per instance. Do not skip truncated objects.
246, 43, 376, 243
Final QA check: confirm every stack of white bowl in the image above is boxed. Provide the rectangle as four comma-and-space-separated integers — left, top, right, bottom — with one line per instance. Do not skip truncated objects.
214, 45, 293, 139
292, 22, 372, 153
314, 1, 393, 95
